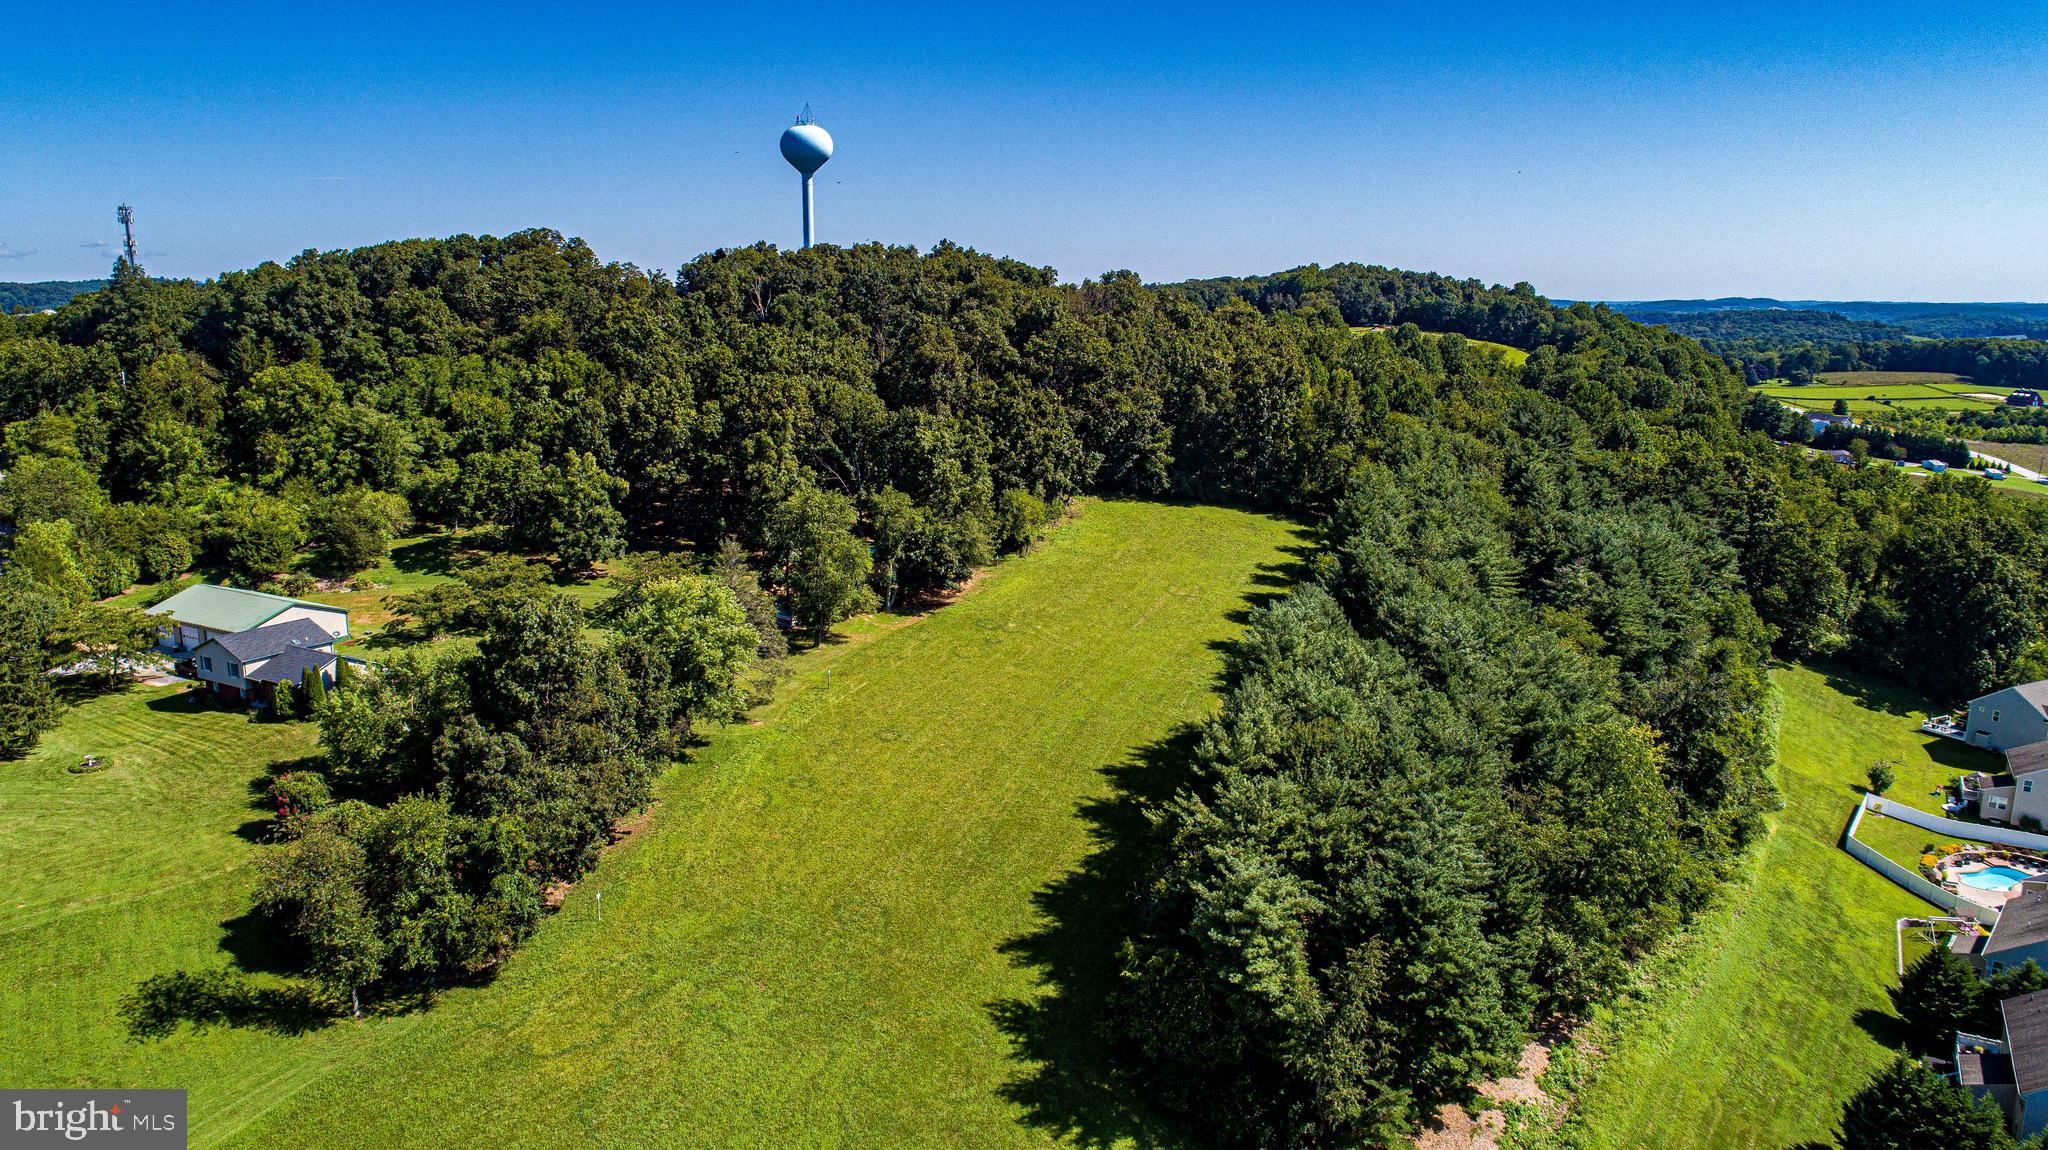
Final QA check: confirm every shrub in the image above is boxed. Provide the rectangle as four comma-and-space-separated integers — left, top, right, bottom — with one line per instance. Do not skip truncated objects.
262, 572, 318, 598
1868, 762, 1896, 795
268, 772, 333, 838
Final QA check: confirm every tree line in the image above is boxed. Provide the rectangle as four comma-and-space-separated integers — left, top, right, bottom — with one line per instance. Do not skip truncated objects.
8, 236, 2048, 1141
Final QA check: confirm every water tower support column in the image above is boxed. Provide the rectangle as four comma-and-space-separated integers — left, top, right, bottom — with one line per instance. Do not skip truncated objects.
802, 174, 815, 249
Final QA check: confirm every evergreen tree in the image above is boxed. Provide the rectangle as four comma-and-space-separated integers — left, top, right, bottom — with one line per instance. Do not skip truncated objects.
1838, 1056, 2016, 1150
299, 666, 329, 718
1893, 945, 1985, 1049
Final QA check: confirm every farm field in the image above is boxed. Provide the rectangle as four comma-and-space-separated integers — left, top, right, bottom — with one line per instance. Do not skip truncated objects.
1754, 372, 2014, 415
1817, 370, 1975, 388
1970, 440, 2048, 475
1567, 663, 2002, 1150
1, 499, 1304, 1149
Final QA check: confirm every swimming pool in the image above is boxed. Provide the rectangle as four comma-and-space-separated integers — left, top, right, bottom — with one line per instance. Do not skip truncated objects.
1958, 866, 2041, 893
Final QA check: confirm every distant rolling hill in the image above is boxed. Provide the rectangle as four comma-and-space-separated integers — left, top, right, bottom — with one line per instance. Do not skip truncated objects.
0, 279, 104, 313
1600, 297, 2048, 340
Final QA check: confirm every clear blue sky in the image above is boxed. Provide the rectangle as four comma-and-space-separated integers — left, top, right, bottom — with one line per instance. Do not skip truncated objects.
5, 1, 2044, 300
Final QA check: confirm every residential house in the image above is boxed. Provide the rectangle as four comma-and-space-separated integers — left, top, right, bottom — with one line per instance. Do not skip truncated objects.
1952, 988, 2048, 1139
1956, 881, 2048, 974
2008, 390, 2044, 408
188, 618, 340, 704
1965, 682, 2048, 753
146, 584, 348, 655
1963, 744, 2048, 826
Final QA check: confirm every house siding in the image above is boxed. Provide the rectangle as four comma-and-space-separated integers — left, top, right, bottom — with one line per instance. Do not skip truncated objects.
1987, 941, 2048, 977
2025, 1088, 2048, 1140
260, 604, 349, 642
2013, 779, 2048, 829
1969, 687, 2048, 752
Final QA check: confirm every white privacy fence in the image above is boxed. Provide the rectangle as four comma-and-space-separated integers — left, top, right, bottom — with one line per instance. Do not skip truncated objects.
1843, 795, 2009, 925
1863, 795, 2048, 851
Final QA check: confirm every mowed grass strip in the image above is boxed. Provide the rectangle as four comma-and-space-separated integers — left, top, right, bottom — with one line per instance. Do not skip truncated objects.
1, 500, 1302, 1149
0, 686, 415, 1143
1817, 370, 1973, 387
1567, 664, 2003, 1150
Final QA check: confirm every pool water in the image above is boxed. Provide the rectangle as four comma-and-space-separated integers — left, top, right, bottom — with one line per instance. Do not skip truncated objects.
1959, 866, 2040, 893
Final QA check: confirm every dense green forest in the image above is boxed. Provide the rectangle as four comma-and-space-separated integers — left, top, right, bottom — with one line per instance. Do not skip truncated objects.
1726, 334, 2048, 390
1607, 297, 2048, 341
1629, 307, 1913, 345
6, 239, 2048, 1145
0, 279, 105, 314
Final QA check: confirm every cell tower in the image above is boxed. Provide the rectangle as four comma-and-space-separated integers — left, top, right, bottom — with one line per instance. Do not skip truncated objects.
116, 204, 141, 277
779, 106, 834, 249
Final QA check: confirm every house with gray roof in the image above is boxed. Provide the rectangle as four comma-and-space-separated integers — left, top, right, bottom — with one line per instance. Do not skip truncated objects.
146, 583, 348, 654
188, 617, 340, 704
1957, 881, 2048, 976
1953, 680, 2048, 824
1953, 988, 2048, 1139
1965, 681, 2048, 753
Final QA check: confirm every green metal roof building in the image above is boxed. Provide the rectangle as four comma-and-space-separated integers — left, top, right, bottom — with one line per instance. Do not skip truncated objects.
146, 584, 349, 652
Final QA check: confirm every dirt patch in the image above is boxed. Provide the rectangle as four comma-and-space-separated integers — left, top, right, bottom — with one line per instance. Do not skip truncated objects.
1415, 1037, 1559, 1150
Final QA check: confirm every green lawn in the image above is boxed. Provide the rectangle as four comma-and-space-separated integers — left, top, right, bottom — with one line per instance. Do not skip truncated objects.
1853, 810, 2000, 874
3, 499, 1304, 1149
1350, 326, 1531, 365
1754, 375, 2015, 416
1566, 663, 2003, 1149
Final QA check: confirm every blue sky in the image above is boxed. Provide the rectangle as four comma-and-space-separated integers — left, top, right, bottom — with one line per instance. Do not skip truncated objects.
5, 1, 2045, 299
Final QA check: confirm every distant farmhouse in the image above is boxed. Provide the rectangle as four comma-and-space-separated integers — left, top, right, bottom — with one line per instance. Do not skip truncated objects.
145, 584, 351, 704
2007, 389, 2044, 408
1955, 987, 2048, 1139
1958, 681, 2048, 824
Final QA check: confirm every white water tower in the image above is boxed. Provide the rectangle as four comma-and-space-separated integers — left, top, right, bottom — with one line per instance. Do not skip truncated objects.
779, 106, 834, 249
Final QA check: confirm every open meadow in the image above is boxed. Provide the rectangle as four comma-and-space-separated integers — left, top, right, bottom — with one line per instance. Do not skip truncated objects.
1566, 663, 2003, 1149
1755, 371, 2015, 415
0, 500, 1303, 1149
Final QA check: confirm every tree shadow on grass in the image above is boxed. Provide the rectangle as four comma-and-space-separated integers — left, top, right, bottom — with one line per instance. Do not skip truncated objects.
1221, 553, 1315, 631
1852, 1006, 1917, 1054
1814, 661, 1934, 720
121, 970, 333, 1039
388, 531, 467, 579
987, 726, 1205, 1150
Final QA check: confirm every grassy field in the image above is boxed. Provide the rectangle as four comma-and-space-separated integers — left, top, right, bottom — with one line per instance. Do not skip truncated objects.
1969, 440, 2048, 475
1754, 373, 2013, 415
1816, 370, 1976, 388
1350, 326, 1531, 365
1567, 663, 2003, 1149
2, 500, 1304, 1149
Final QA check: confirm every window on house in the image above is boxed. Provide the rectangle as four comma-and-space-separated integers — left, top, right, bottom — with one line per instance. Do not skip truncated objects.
229, 662, 241, 677
2027, 780, 2034, 794
1995, 962, 2007, 974
1995, 710, 2003, 722
200, 656, 212, 671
